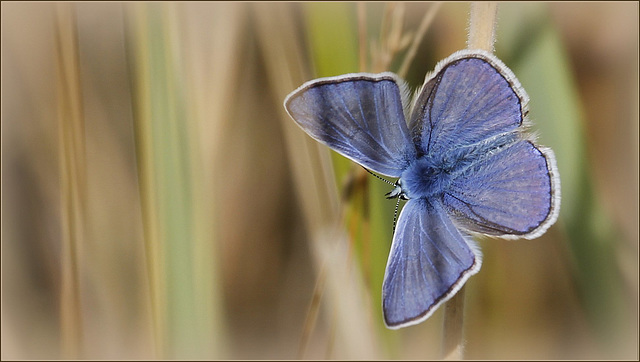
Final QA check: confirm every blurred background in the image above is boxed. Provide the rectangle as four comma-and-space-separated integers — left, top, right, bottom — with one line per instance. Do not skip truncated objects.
2, 2, 637, 359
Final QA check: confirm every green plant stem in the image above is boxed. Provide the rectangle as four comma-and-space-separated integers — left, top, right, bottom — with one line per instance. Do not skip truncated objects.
127, 4, 166, 357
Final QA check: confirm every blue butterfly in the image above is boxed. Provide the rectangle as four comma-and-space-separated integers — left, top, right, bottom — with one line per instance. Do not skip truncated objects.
284, 50, 561, 329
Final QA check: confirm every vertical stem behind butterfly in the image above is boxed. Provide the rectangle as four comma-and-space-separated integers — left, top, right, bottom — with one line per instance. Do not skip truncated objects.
442, 2, 498, 360
467, 2, 498, 52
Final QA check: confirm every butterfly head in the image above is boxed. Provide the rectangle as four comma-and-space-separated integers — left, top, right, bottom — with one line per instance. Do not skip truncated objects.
385, 179, 409, 200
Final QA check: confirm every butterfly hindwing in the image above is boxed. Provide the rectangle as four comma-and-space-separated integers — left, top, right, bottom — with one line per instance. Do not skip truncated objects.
285, 73, 416, 177
443, 139, 560, 239
382, 198, 481, 329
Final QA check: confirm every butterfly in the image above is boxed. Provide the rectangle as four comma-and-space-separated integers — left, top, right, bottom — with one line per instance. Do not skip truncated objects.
284, 49, 560, 329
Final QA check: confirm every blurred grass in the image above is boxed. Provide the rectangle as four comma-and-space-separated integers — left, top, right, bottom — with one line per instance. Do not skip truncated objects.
54, 3, 87, 358
1, 2, 637, 360
127, 3, 226, 358
497, 3, 632, 355
254, 3, 380, 358
128, 3, 201, 357
303, 3, 404, 356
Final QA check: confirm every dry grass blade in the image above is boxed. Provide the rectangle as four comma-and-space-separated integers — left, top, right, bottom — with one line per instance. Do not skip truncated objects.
357, 2, 368, 72
442, 286, 466, 360
297, 262, 327, 358
125, 4, 166, 357
54, 3, 87, 358
253, 3, 339, 228
397, 2, 442, 79
371, 3, 411, 73
180, 3, 245, 358
467, 2, 498, 52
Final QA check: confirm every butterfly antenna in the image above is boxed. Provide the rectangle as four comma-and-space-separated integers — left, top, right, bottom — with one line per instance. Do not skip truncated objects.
361, 167, 395, 186
361, 167, 404, 234
392, 197, 401, 235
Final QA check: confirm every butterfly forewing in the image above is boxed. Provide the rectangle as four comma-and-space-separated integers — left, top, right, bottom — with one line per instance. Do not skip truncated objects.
410, 51, 526, 158
285, 73, 416, 177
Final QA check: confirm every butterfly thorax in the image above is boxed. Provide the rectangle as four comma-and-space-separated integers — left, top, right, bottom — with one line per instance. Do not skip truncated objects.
398, 132, 519, 200
399, 155, 454, 200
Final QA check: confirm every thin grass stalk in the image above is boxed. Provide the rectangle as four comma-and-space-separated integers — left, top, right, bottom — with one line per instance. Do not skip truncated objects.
397, 2, 442, 79
128, 16, 163, 356
357, 2, 368, 72
252, 4, 341, 357
371, 3, 407, 73
297, 196, 354, 358
131, 3, 204, 358
467, 2, 498, 52
297, 262, 327, 358
157, 3, 205, 358
442, 286, 466, 360
180, 3, 244, 358
442, 2, 498, 360
253, 3, 339, 226
374, 3, 394, 73
54, 3, 87, 358
126, 4, 166, 358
